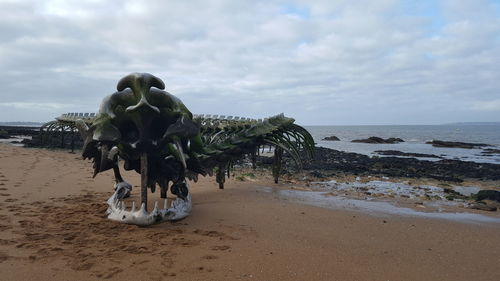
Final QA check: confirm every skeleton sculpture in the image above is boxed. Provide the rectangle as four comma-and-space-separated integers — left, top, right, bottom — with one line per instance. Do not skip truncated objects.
76, 73, 314, 226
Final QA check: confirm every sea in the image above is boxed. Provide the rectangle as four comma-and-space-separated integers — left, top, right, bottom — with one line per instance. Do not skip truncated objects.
1, 122, 499, 164
305, 124, 500, 164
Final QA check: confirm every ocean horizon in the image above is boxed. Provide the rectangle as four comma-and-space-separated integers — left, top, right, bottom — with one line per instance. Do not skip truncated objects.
2, 120, 499, 164
306, 124, 500, 164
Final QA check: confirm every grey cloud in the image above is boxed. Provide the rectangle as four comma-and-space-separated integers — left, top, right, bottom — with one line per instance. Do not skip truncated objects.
0, 0, 498, 124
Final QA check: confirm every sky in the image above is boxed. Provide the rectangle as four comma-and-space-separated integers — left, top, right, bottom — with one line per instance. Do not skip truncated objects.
0, 0, 499, 125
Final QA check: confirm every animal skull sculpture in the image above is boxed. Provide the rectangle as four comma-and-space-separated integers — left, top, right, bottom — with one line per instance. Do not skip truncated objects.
76, 73, 315, 226
77, 73, 204, 226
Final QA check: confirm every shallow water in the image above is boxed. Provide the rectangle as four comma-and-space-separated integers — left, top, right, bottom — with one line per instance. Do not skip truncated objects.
259, 186, 500, 224
0, 136, 30, 147
313, 179, 447, 199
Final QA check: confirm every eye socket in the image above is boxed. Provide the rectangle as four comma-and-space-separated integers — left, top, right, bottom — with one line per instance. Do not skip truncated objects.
151, 116, 169, 140
119, 120, 139, 143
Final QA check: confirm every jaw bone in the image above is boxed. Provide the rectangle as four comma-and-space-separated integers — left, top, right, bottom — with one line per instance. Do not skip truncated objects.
106, 186, 192, 226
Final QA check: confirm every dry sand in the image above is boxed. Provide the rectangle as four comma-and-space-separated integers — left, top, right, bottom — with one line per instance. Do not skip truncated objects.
0, 144, 499, 281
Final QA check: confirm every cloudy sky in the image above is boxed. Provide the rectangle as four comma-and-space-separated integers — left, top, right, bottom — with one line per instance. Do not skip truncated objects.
0, 0, 499, 125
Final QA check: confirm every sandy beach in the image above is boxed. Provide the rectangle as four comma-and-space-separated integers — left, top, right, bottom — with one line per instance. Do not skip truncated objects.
0, 143, 499, 281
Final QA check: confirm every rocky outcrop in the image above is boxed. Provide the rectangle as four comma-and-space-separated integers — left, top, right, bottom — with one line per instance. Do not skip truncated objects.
473, 190, 500, 202
0, 125, 40, 136
282, 147, 500, 182
374, 150, 442, 159
0, 129, 10, 139
443, 188, 469, 201
352, 137, 404, 144
467, 190, 500, 212
482, 148, 500, 155
322, 136, 340, 141
426, 140, 489, 149
468, 201, 498, 211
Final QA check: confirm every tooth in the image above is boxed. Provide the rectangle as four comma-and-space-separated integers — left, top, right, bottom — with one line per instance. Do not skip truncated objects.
164, 199, 168, 209
108, 146, 119, 160
174, 140, 187, 169
105, 180, 192, 225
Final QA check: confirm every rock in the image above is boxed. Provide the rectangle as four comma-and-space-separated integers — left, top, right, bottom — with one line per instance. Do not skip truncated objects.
352, 137, 404, 144
426, 140, 489, 149
468, 201, 497, 212
481, 199, 500, 208
308, 170, 325, 178
0, 129, 10, 139
386, 137, 404, 143
256, 156, 273, 165
443, 188, 469, 201
287, 147, 500, 182
465, 190, 500, 211
374, 150, 442, 159
482, 148, 500, 155
472, 190, 500, 202
322, 136, 340, 141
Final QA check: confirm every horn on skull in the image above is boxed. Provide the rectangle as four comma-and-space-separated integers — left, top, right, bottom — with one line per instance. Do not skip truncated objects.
117, 72, 165, 92
117, 73, 164, 114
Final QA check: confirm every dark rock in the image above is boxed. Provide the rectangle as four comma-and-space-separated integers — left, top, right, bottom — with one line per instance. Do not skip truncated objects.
352, 137, 404, 144
0, 125, 40, 136
426, 140, 489, 149
256, 156, 273, 165
443, 188, 469, 200
468, 201, 497, 212
472, 190, 500, 202
322, 136, 340, 141
481, 199, 500, 209
386, 137, 404, 143
286, 147, 500, 182
374, 150, 442, 159
308, 170, 326, 178
482, 148, 500, 155
0, 129, 10, 139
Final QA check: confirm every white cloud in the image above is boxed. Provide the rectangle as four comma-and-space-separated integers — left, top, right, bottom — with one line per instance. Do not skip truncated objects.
0, 0, 499, 124
0, 102, 71, 110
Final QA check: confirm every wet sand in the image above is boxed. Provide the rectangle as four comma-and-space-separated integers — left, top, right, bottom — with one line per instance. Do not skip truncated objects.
0, 144, 499, 281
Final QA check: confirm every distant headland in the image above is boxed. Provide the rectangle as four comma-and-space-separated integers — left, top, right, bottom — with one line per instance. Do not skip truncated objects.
441, 122, 500, 126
